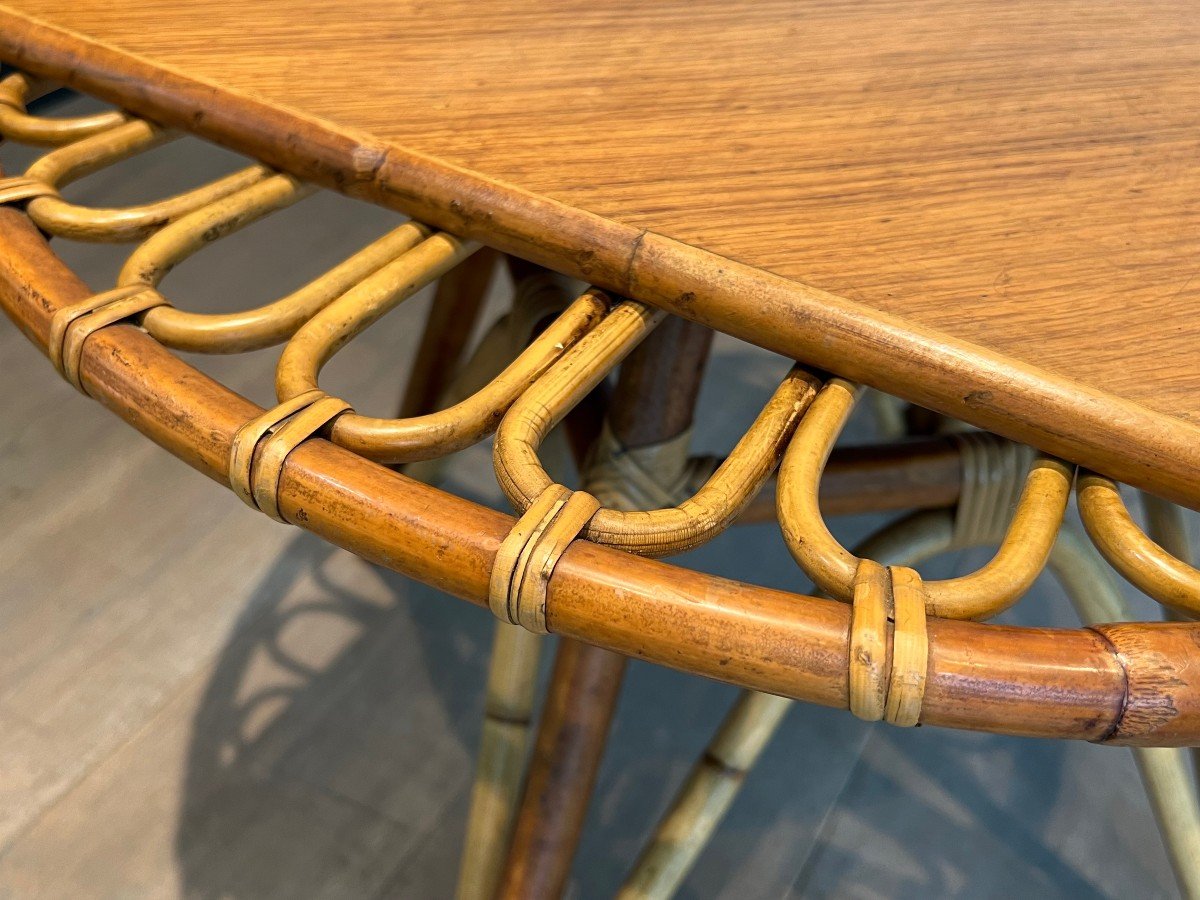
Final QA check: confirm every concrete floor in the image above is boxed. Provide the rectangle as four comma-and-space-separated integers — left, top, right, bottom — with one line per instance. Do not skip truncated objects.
0, 94, 1192, 898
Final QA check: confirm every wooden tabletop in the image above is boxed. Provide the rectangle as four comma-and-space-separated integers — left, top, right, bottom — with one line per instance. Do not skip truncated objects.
2, 0, 1200, 501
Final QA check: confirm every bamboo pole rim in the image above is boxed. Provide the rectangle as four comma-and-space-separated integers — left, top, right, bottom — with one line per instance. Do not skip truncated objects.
3, 203, 1200, 746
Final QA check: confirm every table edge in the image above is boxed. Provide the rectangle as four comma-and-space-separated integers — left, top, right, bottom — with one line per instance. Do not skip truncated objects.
2, 5, 1199, 507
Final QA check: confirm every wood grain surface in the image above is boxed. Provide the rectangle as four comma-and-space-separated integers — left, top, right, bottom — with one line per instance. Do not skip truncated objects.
1, 1, 1200, 500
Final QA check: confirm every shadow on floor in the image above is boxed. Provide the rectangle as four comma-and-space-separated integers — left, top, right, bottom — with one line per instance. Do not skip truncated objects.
170, 523, 1152, 898
172, 360, 1166, 899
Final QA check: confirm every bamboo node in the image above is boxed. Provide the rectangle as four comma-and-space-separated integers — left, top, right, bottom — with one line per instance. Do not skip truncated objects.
48, 285, 170, 393
848, 560, 929, 726
489, 484, 601, 633
228, 390, 353, 522
0, 176, 58, 205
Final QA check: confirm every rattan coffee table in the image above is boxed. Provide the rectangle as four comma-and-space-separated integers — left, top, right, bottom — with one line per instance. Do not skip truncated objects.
1, 2, 1199, 896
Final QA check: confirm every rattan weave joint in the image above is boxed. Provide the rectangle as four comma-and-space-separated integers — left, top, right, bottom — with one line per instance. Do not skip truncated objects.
0, 175, 57, 205
489, 484, 601, 634
848, 559, 929, 727
228, 389, 353, 522
47, 284, 168, 393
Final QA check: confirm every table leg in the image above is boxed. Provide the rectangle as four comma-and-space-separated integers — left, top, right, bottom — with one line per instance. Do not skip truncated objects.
495, 317, 713, 899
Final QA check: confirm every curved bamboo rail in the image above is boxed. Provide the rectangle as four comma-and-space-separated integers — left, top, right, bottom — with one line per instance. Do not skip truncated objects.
2, 200, 1199, 748
22, 119, 271, 241
2, 77, 1200, 749
777, 378, 1073, 619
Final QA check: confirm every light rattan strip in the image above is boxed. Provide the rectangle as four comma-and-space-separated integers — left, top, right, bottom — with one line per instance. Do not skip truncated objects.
0, 175, 57, 204
275, 268, 611, 464
489, 484, 601, 634
228, 388, 353, 522
0, 71, 126, 145
19, 118, 272, 241
47, 283, 169, 392
1078, 471, 1200, 616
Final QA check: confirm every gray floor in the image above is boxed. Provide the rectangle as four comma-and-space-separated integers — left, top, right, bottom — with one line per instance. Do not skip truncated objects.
0, 95, 1192, 898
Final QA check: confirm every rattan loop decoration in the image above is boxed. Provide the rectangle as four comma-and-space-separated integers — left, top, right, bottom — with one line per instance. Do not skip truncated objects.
489, 484, 601, 634
777, 377, 1071, 620
493, 301, 819, 557
19, 119, 272, 242
274, 240, 620, 465
1077, 471, 1200, 616
97, 172, 431, 353
0, 175, 58, 205
848, 560, 929, 726
228, 389, 353, 522
47, 284, 169, 393
0, 72, 127, 145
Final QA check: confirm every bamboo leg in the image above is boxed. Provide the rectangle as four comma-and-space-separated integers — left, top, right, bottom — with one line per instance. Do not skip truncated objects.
618, 691, 792, 899
1051, 526, 1200, 900
496, 318, 714, 899
1140, 493, 1200, 792
619, 509, 956, 899
497, 641, 628, 899
456, 363, 606, 900
457, 289, 607, 900
397, 246, 497, 420
458, 623, 544, 899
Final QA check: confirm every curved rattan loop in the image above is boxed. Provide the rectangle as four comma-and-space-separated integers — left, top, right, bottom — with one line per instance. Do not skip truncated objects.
113, 175, 433, 352
120, 173, 312, 286
276, 253, 621, 465
492, 303, 816, 557
21, 119, 272, 241
0, 72, 127, 145
1077, 471, 1200, 615
777, 378, 1072, 619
